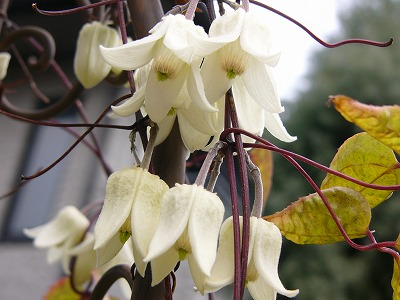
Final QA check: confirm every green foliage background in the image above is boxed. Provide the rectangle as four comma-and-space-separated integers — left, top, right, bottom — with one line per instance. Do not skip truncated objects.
262, 0, 400, 299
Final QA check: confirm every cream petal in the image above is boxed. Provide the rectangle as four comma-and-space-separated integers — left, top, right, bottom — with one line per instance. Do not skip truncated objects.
145, 184, 196, 261
178, 102, 218, 135
204, 217, 236, 292
188, 186, 224, 276
163, 14, 205, 63
94, 168, 143, 250
177, 113, 213, 152
253, 219, 299, 298
145, 65, 188, 123
264, 111, 297, 142
96, 233, 125, 267
154, 113, 176, 146
201, 52, 233, 103
132, 239, 148, 277
240, 13, 280, 66
187, 61, 219, 113
130, 170, 168, 259
26, 206, 88, 248
0, 52, 11, 80
188, 254, 208, 295
247, 277, 277, 300
99, 32, 163, 70
150, 247, 180, 286
232, 79, 265, 137
47, 246, 65, 264
111, 88, 145, 117
243, 58, 283, 113
209, 8, 245, 39
69, 237, 97, 285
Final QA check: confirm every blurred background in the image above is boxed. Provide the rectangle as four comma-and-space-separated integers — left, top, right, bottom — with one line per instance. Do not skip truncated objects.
0, 0, 399, 299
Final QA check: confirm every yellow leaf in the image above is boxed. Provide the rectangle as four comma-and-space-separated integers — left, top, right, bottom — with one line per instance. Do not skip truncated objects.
331, 95, 400, 155
249, 148, 273, 206
321, 132, 400, 208
264, 187, 371, 244
45, 277, 81, 300
392, 259, 400, 300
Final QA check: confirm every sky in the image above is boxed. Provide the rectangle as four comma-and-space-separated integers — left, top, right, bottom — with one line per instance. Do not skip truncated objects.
250, 0, 341, 100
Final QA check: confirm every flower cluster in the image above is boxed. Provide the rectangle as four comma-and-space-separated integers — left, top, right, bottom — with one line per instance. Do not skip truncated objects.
99, 8, 296, 151
92, 166, 297, 299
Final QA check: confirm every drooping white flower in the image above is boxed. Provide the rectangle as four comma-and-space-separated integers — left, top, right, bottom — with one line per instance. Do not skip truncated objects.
74, 22, 121, 89
93, 167, 169, 276
196, 8, 283, 113
100, 14, 216, 123
23, 206, 89, 274
0, 52, 11, 80
144, 184, 225, 293
204, 216, 299, 299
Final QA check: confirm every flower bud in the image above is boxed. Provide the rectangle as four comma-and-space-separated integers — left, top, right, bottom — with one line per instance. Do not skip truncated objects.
74, 22, 121, 88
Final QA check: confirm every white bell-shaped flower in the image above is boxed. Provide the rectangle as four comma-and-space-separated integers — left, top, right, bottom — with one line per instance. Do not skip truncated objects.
23, 206, 89, 272
0, 52, 11, 80
74, 21, 121, 88
196, 8, 283, 114
204, 216, 299, 299
93, 167, 169, 276
100, 14, 216, 123
144, 184, 225, 294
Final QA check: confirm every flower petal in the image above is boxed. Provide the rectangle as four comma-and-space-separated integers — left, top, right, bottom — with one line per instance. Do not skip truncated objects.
145, 65, 188, 123
253, 219, 299, 298
24, 206, 88, 248
187, 61, 219, 113
144, 184, 196, 262
96, 233, 125, 267
264, 111, 297, 142
188, 254, 208, 295
247, 277, 277, 300
243, 57, 283, 113
111, 87, 145, 117
100, 27, 164, 70
94, 168, 143, 250
232, 79, 265, 137
150, 247, 180, 286
130, 170, 168, 259
188, 185, 224, 276
177, 111, 215, 152
201, 52, 232, 103
0, 52, 11, 80
154, 113, 176, 146
240, 13, 280, 66
204, 217, 236, 292
179, 102, 218, 135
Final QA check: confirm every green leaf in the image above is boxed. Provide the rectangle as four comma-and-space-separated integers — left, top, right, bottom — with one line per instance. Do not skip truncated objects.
264, 187, 371, 244
321, 132, 400, 208
331, 95, 400, 155
392, 259, 400, 300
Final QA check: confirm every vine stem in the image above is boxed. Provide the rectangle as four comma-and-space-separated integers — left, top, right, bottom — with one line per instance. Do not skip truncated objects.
185, 0, 199, 20
220, 128, 400, 252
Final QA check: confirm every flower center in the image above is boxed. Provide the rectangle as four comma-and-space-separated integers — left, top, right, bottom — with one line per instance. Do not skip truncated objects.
119, 217, 132, 244
219, 39, 250, 80
153, 42, 186, 82
175, 227, 191, 261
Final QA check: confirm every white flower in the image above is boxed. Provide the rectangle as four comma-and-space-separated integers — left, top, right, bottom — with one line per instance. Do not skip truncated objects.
0, 52, 11, 80
196, 8, 283, 113
144, 184, 225, 293
100, 14, 216, 123
23, 206, 89, 275
204, 216, 299, 299
93, 167, 169, 276
74, 21, 121, 88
